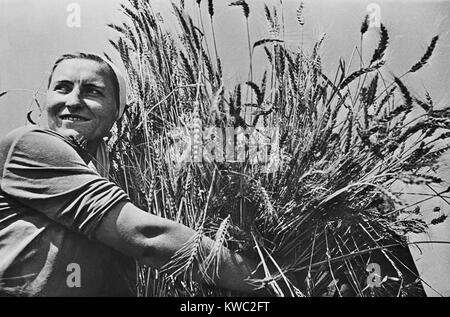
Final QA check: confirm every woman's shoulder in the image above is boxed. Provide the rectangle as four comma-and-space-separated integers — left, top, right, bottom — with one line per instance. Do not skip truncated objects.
1, 126, 65, 148
0, 126, 78, 164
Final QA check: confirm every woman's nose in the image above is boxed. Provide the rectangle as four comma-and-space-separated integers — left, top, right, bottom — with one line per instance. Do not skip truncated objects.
65, 89, 84, 110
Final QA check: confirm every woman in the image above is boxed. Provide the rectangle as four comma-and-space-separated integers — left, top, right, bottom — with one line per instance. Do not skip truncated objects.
0, 53, 263, 296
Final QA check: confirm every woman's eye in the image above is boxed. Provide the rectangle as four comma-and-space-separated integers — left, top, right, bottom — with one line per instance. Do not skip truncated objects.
55, 84, 71, 93
86, 88, 103, 96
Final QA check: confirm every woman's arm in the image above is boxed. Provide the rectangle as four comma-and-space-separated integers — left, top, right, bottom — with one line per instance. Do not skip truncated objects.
0, 128, 266, 294
95, 201, 264, 294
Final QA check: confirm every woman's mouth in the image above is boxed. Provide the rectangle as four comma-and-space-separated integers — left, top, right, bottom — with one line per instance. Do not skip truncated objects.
59, 114, 89, 122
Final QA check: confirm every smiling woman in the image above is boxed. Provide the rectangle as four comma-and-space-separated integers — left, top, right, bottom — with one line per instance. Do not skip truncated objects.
0, 53, 266, 297
45, 53, 121, 155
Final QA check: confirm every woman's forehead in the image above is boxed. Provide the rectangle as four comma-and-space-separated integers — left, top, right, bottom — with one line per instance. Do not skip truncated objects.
51, 59, 113, 86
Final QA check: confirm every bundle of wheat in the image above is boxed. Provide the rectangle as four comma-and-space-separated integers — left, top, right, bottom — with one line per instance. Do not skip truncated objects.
106, 0, 448, 297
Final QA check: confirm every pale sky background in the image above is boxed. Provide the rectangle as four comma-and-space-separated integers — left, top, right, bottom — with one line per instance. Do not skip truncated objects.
1, 0, 450, 296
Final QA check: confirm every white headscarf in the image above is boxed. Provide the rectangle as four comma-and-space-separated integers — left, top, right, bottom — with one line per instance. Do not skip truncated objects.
102, 57, 128, 120
91, 56, 127, 178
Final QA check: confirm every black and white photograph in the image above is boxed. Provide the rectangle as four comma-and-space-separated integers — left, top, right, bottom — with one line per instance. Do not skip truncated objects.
0, 0, 449, 301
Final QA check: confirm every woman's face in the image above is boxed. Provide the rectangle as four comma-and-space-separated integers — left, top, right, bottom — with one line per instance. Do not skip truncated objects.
46, 58, 118, 143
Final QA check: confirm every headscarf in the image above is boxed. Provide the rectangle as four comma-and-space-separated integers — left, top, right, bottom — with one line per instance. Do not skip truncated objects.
102, 57, 127, 120
91, 56, 127, 178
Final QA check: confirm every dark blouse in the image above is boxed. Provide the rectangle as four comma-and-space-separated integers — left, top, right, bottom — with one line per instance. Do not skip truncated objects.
0, 126, 136, 296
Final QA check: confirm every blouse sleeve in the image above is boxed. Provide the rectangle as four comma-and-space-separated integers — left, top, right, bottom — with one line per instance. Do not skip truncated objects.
0, 127, 130, 239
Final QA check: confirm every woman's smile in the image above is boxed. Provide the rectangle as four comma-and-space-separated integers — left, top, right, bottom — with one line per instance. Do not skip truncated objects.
59, 114, 90, 122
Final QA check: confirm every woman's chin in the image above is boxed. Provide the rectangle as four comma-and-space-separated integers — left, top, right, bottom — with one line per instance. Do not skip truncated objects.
54, 127, 86, 140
